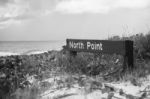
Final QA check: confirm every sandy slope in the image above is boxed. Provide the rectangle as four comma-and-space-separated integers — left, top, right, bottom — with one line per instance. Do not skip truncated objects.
39, 75, 150, 99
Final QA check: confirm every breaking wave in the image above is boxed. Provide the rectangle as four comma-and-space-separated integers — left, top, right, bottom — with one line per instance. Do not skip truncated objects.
0, 52, 19, 57
0, 50, 48, 57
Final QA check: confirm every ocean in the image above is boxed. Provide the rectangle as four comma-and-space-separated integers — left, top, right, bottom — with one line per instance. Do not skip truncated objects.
0, 41, 65, 56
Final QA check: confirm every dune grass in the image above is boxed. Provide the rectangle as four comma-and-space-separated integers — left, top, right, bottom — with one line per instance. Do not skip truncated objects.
1, 32, 150, 99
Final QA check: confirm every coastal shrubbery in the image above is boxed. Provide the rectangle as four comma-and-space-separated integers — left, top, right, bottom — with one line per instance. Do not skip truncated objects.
0, 51, 58, 99
0, 31, 150, 99
109, 32, 150, 60
57, 51, 123, 76
0, 50, 124, 99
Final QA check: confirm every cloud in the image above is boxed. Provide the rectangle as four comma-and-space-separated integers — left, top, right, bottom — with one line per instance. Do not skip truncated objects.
0, 19, 21, 29
116, 0, 150, 8
0, 0, 149, 29
0, 1, 24, 29
0, 0, 30, 28
0, 0, 56, 29
55, 0, 150, 14
0, 0, 13, 6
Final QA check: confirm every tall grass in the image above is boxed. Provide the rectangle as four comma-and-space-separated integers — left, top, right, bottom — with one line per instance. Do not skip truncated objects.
1, 31, 150, 99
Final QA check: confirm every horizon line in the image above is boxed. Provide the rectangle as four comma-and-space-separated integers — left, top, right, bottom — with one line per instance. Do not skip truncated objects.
0, 40, 65, 42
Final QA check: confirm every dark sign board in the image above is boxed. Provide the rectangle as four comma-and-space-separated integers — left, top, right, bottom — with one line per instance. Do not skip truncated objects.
67, 39, 130, 55
66, 39, 134, 69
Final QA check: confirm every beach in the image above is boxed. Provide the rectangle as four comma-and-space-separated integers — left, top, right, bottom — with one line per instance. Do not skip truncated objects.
0, 34, 150, 99
0, 48, 150, 99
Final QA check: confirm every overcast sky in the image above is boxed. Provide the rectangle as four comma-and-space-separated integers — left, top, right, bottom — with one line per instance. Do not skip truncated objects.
0, 0, 150, 41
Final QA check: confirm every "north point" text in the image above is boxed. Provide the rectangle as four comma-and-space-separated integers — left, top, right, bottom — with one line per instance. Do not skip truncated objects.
69, 41, 103, 50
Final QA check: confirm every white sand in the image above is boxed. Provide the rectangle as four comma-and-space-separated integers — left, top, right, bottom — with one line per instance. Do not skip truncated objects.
39, 75, 150, 99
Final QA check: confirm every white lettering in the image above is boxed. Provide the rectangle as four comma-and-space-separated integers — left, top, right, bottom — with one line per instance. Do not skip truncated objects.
100, 43, 103, 50
69, 42, 74, 48
87, 42, 91, 49
69, 41, 84, 49
86, 42, 103, 50
91, 43, 95, 50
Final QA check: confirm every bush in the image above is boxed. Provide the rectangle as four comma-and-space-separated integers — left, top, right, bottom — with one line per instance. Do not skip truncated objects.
109, 31, 150, 60
57, 51, 124, 76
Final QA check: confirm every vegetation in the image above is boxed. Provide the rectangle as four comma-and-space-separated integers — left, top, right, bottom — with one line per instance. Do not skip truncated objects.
109, 31, 150, 60
0, 31, 150, 99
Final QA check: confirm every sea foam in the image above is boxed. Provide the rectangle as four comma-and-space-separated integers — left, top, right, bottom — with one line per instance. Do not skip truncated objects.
0, 41, 64, 57
0, 52, 19, 57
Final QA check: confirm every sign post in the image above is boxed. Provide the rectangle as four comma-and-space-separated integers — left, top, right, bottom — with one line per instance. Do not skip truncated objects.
66, 39, 134, 70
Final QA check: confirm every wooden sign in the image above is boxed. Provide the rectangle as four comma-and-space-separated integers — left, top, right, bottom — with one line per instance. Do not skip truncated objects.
66, 39, 134, 70
67, 39, 127, 54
